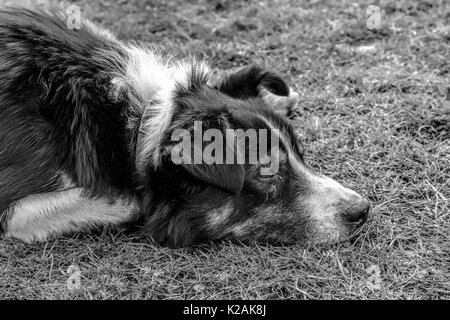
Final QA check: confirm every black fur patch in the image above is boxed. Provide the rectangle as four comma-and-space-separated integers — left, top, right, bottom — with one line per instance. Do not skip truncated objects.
215, 65, 290, 99
0, 9, 135, 202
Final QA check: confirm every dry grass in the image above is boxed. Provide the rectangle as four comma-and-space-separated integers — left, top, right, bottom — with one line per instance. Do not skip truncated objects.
0, 0, 449, 299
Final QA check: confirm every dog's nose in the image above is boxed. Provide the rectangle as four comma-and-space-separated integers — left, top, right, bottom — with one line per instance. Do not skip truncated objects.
343, 196, 370, 226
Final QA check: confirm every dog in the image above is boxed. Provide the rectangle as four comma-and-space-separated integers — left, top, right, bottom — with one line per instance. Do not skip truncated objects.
0, 8, 370, 248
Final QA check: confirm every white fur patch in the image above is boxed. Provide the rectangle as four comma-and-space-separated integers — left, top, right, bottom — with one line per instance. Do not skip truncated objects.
301, 169, 363, 242
113, 45, 211, 172
262, 114, 363, 242
5, 188, 136, 243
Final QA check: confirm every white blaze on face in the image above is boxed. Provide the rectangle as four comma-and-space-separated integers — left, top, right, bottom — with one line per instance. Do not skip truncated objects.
256, 113, 367, 243
283, 142, 364, 243
304, 172, 363, 242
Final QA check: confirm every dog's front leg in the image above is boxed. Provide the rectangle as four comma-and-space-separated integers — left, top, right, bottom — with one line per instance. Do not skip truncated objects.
1, 188, 138, 243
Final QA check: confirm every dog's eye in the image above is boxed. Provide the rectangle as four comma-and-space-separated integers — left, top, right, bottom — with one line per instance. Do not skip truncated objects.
255, 173, 282, 198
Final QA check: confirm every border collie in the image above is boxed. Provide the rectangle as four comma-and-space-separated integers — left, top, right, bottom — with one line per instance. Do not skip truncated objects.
0, 8, 370, 247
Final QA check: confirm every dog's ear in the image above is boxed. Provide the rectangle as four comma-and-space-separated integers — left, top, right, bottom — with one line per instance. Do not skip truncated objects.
181, 128, 245, 193
214, 65, 299, 115
182, 162, 245, 193
164, 113, 245, 193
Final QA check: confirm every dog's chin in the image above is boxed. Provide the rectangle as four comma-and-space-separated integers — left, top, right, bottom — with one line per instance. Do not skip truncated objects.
311, 226, 367, 247
304, 226, 351, 246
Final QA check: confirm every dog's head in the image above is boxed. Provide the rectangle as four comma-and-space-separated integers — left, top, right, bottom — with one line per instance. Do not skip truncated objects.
135, 64, 370, 248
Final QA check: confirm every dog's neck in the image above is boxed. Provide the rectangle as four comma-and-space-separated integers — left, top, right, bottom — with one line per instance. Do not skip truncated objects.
109, 45, 211, 174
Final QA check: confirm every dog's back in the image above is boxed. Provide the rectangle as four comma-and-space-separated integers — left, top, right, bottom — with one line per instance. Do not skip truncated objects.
0, 8, 137, 208
0, 9, 141, 238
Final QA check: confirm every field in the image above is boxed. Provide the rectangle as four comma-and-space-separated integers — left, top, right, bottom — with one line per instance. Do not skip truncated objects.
0, 0, 449, 299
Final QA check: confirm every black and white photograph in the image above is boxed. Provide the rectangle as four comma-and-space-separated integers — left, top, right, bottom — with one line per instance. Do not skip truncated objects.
0, 0, 448, 304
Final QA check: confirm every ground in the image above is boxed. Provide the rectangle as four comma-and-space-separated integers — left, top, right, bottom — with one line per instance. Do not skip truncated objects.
0, 0, 449, 299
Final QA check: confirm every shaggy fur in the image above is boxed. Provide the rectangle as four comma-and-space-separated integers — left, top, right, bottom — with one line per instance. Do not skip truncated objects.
0, 8, 369, 247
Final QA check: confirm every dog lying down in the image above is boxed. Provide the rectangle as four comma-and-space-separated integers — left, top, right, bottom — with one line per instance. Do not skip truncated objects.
0, 8, 370, 248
